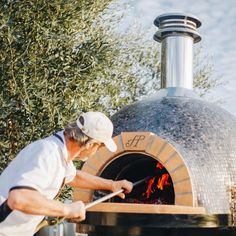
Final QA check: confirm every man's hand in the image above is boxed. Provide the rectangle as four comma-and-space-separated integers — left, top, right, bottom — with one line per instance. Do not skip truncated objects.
68, 171, 133, 199
111, 180, 133, 199
64, 201, 86, 221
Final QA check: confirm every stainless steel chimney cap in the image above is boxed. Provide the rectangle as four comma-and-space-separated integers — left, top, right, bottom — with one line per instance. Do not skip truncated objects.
154, 13, 201, 43
154, 13, 201, 28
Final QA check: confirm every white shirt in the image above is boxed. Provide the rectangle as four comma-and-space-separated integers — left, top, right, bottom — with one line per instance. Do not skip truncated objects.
0, 131, 76, 236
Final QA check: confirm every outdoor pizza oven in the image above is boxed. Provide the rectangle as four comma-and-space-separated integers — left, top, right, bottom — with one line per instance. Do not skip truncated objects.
73, 13, 236, 236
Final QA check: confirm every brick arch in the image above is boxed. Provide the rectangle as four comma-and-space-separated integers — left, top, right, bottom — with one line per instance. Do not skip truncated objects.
73, 132, 195, 206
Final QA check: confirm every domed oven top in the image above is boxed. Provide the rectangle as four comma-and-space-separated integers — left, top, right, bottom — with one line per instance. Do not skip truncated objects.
111, 88, 236, 214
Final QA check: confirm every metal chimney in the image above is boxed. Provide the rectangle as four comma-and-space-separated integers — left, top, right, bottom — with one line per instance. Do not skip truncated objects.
154, 13, 201, 90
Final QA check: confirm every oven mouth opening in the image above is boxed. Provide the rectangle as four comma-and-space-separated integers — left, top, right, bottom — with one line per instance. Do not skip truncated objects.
93, 153, 175, 205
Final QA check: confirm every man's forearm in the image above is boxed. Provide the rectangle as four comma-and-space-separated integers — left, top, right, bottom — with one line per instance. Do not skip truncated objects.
68, 170, 113, 191
8, 188, 86, 220
8, 189, 67, 217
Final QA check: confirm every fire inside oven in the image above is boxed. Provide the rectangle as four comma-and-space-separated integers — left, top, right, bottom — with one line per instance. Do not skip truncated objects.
94, 153, 175, 204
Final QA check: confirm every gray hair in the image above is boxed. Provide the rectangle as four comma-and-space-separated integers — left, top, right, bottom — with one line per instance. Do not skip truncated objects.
64, 121, 94, 146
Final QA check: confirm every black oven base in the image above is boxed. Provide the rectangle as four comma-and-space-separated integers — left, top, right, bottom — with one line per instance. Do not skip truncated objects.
76, 212, 235, 236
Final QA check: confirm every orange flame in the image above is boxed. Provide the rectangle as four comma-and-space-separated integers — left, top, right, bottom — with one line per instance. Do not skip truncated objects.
145, 177, 156, 198
157, 174, 170, 190
156, 162, 164, 169
142, 163, 171, 199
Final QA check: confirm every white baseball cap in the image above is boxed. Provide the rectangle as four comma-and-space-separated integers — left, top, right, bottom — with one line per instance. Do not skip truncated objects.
76, 111, 117, 152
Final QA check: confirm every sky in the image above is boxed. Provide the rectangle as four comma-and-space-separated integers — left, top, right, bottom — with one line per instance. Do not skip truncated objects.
117, 0, 236, 116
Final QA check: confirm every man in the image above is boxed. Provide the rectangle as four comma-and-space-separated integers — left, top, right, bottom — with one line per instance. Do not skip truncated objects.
0, 111, 133, 236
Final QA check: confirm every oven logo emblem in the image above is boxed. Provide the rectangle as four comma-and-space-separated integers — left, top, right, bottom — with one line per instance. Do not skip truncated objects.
126, 135, 146, 147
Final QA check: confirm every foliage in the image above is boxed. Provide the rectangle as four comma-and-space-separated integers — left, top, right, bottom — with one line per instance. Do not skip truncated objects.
193, 46, 223, 97
0, 0, 220, 183
0, 0, 157, 173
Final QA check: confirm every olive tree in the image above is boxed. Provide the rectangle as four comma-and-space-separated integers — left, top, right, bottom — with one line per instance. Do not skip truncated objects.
0, 0, 220, 176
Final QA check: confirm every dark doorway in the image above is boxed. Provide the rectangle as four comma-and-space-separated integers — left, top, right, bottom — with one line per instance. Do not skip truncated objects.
94, 153, 175, 204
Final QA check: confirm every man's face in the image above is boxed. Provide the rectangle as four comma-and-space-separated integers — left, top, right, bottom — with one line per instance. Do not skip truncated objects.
78, 142, 104, 161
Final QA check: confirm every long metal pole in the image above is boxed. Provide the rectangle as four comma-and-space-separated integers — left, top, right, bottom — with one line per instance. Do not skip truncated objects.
40, 174, 158, 229
85, 175, 154, 209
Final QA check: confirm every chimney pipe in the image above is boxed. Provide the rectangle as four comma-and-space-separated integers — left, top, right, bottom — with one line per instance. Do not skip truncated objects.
154, 13, 201, 90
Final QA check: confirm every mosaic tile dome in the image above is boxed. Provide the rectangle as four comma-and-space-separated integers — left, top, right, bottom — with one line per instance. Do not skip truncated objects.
112, 88, 236, 214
